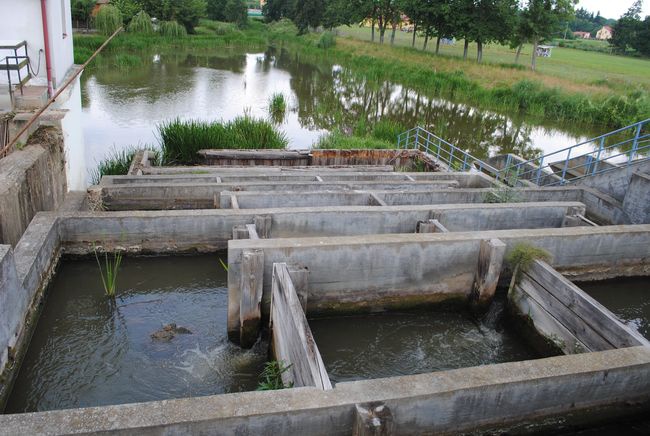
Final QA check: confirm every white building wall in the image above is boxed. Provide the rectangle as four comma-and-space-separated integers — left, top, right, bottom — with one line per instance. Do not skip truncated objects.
60, 77, 86, 190
0, 0, 74, 88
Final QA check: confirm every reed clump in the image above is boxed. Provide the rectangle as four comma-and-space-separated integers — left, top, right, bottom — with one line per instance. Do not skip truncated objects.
94, 247, 123, 299
158, 116, 288, 165
257, 361, 293, 390
268, 93, 287, 123
90, 146, 158, 184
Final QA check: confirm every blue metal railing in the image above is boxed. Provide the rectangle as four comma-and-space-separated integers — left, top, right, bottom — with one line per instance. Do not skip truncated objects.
397, 126, 503, 178
502, 118, 650, 187
398, 119, 650, 187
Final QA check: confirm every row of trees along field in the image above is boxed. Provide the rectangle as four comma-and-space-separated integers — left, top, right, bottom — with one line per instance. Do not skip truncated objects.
264, 0, 578, 70
611, 1, 650, 56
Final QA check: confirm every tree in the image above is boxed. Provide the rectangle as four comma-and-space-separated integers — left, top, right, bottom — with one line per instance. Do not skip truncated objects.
71, 0, 95, 28
633, 16, 650, 56
374, 0, 400, 44
323, 0, 374, 29
520, 0, 577, 70
468, 0, 518, 63
224, 0, 248, 26
292, 0, 324, 33
207, 0, 228, 20
139, 0, 207, 33
610, 0, 643, 53
262, 0, 294, 22
399, 0, 428, 47
112, 0, 142, 24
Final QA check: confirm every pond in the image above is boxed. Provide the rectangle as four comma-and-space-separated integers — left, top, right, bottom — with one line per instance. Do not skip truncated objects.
81, 47, 601, 176
309, 300, 538, 383
6, 254, 267, 413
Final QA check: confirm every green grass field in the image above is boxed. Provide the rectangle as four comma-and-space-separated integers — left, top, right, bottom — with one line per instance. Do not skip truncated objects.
337, 26, 650, 93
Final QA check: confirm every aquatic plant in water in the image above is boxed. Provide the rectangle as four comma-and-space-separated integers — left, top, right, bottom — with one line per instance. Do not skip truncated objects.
94, 247, 123, 299
268, 93, 287, 123
257, 361, 293, 391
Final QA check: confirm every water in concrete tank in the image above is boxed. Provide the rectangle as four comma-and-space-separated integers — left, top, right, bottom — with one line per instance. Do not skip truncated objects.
578, 277, 650, 340
5, 254, 267, 413
309, 300, 538, 383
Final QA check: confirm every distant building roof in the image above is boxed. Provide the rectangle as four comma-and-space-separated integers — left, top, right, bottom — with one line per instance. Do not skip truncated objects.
96, 0, 110, 4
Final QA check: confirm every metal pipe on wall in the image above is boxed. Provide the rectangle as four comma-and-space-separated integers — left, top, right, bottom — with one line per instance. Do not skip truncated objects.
40, 0, 54, 97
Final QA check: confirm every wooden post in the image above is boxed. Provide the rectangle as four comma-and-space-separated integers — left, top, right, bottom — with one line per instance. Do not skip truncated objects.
232, 225, 249, 240
230, 194, 240, 209
254, 215, 272, 238
288, 264, 309, 312
471, 239, 506, 311
271, 263, 332, 390
239, 249, 265, 348
416, 219, 448, 233
369, 192, 387, 206
353, 402, 394, 436
246, 224, 260, 240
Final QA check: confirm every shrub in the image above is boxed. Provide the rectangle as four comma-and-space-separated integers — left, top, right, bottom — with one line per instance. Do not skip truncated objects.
95, 5, 123, 35
317, 31, 336, 49
224, 0, 248, 27
158, 21, 188, 37
127, 10, 154, 34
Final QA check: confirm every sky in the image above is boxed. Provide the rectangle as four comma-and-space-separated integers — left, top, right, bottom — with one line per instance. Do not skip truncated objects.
577, 0, 650, 20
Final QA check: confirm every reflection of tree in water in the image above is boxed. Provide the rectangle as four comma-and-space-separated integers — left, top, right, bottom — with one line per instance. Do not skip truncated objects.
274, 48, 588, 159
82, 50, 247, 105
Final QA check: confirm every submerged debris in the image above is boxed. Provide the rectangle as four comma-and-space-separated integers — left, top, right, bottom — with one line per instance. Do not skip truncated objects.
150, 323, 193, 341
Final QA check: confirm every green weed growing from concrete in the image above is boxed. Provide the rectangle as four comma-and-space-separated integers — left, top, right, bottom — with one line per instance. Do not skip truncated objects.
506, 242, 552, 272
257, 360, 293, 391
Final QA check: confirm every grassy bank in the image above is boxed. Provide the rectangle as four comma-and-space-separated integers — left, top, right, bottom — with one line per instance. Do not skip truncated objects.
75, 19, 649, 132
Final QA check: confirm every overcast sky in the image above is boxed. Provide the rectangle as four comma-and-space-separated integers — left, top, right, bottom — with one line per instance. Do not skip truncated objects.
578, 0, 650, 19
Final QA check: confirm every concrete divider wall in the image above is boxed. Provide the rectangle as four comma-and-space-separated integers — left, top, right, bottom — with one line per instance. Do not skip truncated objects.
0, 213, 61, 406
57, 202, 583, 252
1, 347, 649, 435
509, 260, 649, 355
227, 226, 650, 338
622, 171, 650, 224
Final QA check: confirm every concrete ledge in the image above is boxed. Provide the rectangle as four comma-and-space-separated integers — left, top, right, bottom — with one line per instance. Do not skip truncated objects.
227, 225, 650, 338
1, 347, 649, 435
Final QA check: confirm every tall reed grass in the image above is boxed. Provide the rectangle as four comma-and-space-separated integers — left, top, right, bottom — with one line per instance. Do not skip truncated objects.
91, 146, 158, 184
268, 93, 287, 123
158, 117, 288, 165
94, 247, 123, 299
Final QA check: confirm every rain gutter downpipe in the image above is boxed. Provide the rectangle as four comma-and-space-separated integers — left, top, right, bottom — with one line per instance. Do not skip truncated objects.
40, 0, 54, 97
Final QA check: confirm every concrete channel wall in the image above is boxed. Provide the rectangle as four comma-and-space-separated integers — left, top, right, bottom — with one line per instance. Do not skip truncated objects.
0, 136, 66, 247
509, 260, 649, 355
0, 213, 60, 404
55, 203, 585, 253
1, 347, 649, 435
227, 225, 650, 340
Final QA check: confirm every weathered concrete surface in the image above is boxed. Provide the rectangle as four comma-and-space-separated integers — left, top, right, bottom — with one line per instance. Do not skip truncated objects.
0, 213, 60, 409
575, 159, 650, 203
227, 225, 650, 338
509, 260, 649, 355
622, 170, 650, 224
0, 128, 66, 246
56, 203, 585, 253
0, 246, 25, 374
1, 347, 649, 435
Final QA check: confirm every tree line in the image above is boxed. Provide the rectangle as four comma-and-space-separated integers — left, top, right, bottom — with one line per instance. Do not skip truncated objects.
263, 0, 578, 70
611, 0, 650, 57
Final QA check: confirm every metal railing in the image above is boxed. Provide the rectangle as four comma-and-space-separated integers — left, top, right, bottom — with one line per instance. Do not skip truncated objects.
502, 118, 650, 187
397, 119, 650, 188
397, 126, 502, 177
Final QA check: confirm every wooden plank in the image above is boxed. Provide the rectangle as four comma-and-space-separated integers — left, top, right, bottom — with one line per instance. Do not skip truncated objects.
369, 193, 387, 206
271, 263, 332, 390
417, 219, 449, 233
253, 215, 272, 239
246, 224, 260, 240
239, 250, 264, 348
471, 239, 506, 310
518, 275, 612, 351
510, 282, 591, 354
527, 261, 648, 348
287, 264, 309, 312
230, 194, 240, 210
232, 225, 249, 240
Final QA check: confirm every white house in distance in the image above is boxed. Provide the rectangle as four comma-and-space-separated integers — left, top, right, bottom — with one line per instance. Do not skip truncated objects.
0, 0, 86, 190
596, 26, 614, 40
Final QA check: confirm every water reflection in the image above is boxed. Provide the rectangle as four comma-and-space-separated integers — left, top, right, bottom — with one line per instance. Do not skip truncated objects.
81, 46, 600, 174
